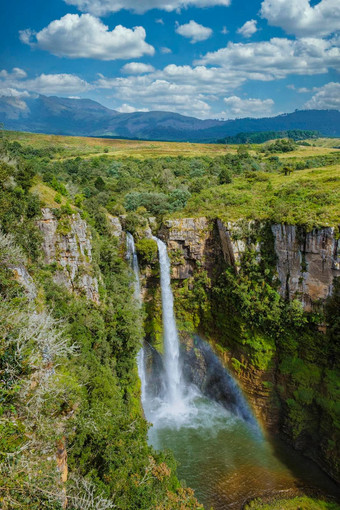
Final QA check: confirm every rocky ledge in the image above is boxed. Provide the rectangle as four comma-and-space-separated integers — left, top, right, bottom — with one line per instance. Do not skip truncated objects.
37, 208, 100, 304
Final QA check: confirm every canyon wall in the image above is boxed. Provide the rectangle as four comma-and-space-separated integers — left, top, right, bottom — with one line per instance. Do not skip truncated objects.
37, 208, 100, 304
161, 217, 340, 311
157, 216, 339, 481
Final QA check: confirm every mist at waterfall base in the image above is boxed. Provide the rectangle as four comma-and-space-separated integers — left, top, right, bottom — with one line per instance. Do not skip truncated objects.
127, 234, 339, 509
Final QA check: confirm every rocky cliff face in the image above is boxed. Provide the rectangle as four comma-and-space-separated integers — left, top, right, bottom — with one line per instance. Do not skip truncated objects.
159, 218, 222, 279
160, 217, 340, 311
156, 216, 339, 480
37, 208, 100, 304
272, 224, 340, 311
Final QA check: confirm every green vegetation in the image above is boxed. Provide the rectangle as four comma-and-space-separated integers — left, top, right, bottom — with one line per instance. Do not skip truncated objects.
0, 137, 202, 508
3, 133, 338, 230
219, 129, 320, 144
245, 496, 340, 510
1, 130, 339, 508
136, 238, 158, 266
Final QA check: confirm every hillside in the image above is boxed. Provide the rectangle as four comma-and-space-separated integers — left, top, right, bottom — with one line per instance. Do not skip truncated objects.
1, 94, 340, 141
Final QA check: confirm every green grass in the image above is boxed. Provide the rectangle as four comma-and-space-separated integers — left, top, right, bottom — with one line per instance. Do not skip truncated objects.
245, 496, 340, 510
3, 130, 234, 158
4, 130, 340, 229
4, 130, 340, 160
179, 165, 340, 228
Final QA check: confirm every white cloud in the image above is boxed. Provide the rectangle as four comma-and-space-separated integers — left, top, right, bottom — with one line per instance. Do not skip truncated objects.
260, 0, 340, 37
0, 68, 27, 80
96, 73, 214, 117
221, 26, 228, 34
63, 0, 231, 16
161, 47, 172, 54
0, 68, 91, 96
155, 18, 164, 24
222, 96, 274, 118
121, 62, 155, 74
176, 20, 213, 43
237, 20, 257, 38
196, 37, 340, 79
0, 87, 30, 98
24, 74, 91, 95
117, 103, 149, 113
20, 14, 155, 61
304, 82, 340, 110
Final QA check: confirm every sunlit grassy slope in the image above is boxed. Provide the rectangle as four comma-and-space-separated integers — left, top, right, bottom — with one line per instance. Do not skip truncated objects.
245, 496, 340, 510
4, 130, 231, 158
4, 130, 340, 159
6, 130, 340, 229
180, 164, 340, 228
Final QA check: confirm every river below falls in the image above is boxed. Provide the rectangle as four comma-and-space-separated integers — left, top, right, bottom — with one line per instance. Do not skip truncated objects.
146, 392, 340, 510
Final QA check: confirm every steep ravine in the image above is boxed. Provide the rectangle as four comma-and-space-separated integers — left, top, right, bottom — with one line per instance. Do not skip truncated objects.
135, 216, 340, 484
33, 209, 339, 492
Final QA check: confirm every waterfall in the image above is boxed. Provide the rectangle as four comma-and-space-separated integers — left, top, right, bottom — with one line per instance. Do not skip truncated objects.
153, 237, 183, 408
126, 233, 146, 400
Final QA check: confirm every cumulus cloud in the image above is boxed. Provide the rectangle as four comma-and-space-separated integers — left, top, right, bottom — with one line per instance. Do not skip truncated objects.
94, 33, 340, 117
0, 68, 27, 80
175, 20, 213, 43
223, 95, 274, 118
237, 20, 257, 38
0, 87, 30, 98
196, 37, 340, 79
117, 103, 149, 113
304, 82, 340, 110
63, 0, 231, 16
0, 68, 91, 96
20, 14, 155, 61
121, 62, 155, 74
23, 74, 91, 95
96, 73, 213, 117
260, 0, 340, 37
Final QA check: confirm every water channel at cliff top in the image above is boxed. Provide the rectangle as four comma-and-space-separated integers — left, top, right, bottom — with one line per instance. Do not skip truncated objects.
126, 233, 340, 510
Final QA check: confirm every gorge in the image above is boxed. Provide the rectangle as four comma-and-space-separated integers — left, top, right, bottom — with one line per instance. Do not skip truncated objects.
1, 133, 339, 510
126, 226, 340, 509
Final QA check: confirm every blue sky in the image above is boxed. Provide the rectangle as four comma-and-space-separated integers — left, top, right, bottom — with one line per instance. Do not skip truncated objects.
0, 0, 339, 119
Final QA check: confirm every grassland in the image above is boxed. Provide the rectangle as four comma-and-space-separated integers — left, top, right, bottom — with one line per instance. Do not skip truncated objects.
4, 130, 340, 160
4, 130, 232, 158
245, 496, 340, 510
181, 164, 340, 228
4, 130, 340, 229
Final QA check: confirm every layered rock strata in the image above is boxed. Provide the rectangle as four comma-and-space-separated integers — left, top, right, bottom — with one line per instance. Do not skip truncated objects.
37, 208, 100, 304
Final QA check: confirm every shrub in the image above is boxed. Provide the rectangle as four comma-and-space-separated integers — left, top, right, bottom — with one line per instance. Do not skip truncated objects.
136, 238, 158, 265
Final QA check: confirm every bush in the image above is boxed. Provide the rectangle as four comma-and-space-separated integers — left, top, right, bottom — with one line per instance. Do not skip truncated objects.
136, 238, 158, 265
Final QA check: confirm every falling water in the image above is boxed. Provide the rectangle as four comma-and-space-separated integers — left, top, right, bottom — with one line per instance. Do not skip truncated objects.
126, 233, 146, 399
128, 234, 338, 510
152, 237, 183, 408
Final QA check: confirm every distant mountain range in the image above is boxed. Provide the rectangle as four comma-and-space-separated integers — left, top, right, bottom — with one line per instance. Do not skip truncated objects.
1, 94, 340, 142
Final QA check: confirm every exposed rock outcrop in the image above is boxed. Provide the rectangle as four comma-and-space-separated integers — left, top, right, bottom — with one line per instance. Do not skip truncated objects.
272, 224, 340, 311
159, 218, 221, 279
160, 217, 340, 311
37, 208, 100, 304
109, 215, 123, 239
8, 264, 37, 299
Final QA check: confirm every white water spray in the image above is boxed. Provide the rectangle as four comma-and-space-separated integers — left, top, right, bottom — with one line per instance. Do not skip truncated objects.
126, 233, 146, 400
153, 237, 184, 408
